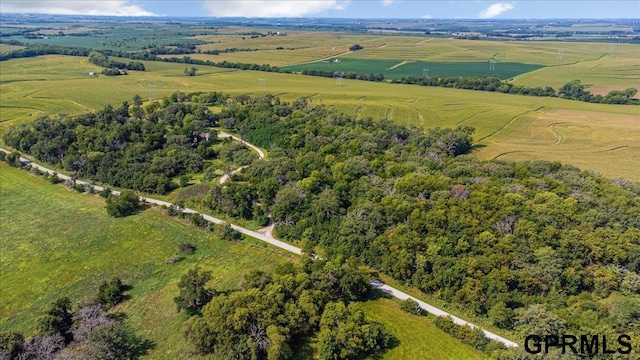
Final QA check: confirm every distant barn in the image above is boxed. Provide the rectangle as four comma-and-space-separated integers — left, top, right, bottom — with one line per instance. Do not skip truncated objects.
89, 72, 96, 76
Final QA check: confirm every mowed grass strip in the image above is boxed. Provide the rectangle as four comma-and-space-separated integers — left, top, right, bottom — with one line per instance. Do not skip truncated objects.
0, 162, 294, 358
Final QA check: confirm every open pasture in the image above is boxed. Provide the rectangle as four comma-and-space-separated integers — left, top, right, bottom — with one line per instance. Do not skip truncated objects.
0, 161, 295, 358
1, 55, 638, 181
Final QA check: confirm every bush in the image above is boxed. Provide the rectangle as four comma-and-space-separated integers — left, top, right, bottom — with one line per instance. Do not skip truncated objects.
49, 172, 63, 184
178, 242, 195, 254
399, 298, 425, 316
97, 277, 125, 309
434, 316, 490, 351
99, 187, 111, 198
190, 213, 208, 228
215, 223, 241, 241
167, 204, 180, 216
105, 190, 141, 217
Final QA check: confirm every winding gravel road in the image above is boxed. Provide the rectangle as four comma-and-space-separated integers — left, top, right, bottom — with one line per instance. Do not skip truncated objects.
1, 144, 517, 348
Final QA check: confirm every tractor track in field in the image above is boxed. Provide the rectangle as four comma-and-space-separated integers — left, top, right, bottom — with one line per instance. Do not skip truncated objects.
355, 106, 363, 118
493, 150, 527, 160
548, 123, 565, 144
456, 110, 491, 126
597, 145, 629, 152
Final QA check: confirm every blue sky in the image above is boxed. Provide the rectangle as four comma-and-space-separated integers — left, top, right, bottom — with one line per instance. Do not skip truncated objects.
1, 1, 639, 18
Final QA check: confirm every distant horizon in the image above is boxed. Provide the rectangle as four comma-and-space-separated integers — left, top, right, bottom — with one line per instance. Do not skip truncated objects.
1, 1, 638, 20
2, 14, 639, 21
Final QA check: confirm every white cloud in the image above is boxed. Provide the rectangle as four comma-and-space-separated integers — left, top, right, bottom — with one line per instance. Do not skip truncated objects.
382, 0, 395, 6
203, 0, 349, 17
478, 2, 514, 18
0, 0, 156, 16
421, 14, 432, 19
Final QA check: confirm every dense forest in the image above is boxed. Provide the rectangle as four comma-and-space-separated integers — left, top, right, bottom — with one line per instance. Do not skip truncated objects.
4, 92, 640, 358
3, 91, 230, 194
209, 95, 640, 356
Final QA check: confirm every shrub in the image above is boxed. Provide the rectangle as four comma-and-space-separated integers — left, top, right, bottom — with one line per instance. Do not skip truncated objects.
178, 242, 195, 254
105, 190, 141, 217
215, 223, 241, 241
97, 277, 125, 309
399, 298, 425, 316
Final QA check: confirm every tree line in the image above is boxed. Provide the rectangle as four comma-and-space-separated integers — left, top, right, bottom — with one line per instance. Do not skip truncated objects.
392, 76, 639, 105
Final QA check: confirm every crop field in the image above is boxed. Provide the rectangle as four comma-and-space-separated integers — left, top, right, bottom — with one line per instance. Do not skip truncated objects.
473, 108, 640, 181
284, 58, 543, 80
2, 55, 638, 180
0, 162, 483, 359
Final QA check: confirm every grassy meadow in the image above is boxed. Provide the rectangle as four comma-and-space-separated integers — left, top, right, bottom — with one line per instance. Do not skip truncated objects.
0, 161, 296, 358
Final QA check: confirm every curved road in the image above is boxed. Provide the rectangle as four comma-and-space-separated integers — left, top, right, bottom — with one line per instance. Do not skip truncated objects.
0, 146, 517, 348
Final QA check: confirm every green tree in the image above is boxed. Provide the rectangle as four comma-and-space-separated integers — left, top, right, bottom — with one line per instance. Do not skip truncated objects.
174, 267, 214, 314
105, 190, 141, 217
318, 302, 390, 360
38, 297, 73, 341
97, 277, 125, 309
0, 331, 24, 359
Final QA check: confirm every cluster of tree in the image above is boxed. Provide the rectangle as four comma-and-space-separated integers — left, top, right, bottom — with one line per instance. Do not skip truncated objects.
145, 44, 196, 55
106, 190, 142, 217
301, 69, 385, 82
3, 93, 225, 194
203, 95, 640, 346
88, 51, 145, 72
179, 258, 392, 359
184, 66, 198, 76
0, 286, 150, 359
392, 76, 639, 105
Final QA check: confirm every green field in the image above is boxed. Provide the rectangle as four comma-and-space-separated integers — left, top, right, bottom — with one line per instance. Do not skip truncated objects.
2, 55, 638, 181
284, 58, 543, 80
362, 298, 488, 360
0, 161, 295, 358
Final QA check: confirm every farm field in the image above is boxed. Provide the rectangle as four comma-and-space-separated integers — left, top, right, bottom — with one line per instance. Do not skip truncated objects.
1, 55, 639, 181
284, 58, 543, 80
0, 161, 484, 359
473, 108, 640, 181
